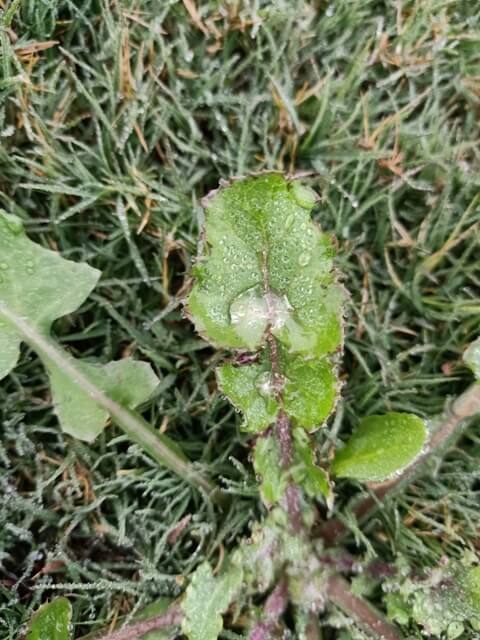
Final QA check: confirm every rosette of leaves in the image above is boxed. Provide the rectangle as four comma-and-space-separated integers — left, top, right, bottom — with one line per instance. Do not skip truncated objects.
186, 173, 427, 505
187, 173, 342, 503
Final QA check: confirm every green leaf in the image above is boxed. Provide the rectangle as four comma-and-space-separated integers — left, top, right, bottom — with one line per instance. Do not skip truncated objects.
182, 562, 243, 640
187, 173, 343, 357
332, 412, 427, 482
282, 352, 337, 430
0, 210, 211, 495
216, 361, 279, 433
26, 597, 72, 640
0, 211, 100, 380
47, 357, 159, 442
0, 211, 159, 442
218, 351, 336, 435
385, 592, 411, 626
253, 433, 287, 504
464, 338, 480, 380
292, 429, 330, 498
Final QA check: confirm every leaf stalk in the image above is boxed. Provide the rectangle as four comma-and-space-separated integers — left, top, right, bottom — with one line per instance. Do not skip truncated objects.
0, 303, 223, 502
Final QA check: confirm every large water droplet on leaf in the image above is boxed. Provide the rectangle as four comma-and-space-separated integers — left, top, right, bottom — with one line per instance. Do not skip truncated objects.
229, 285, 269, 349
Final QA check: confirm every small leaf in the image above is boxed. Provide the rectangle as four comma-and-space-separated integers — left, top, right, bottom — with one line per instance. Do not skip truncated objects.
253, 434, 287, 504
282, 352, 337, 430
385, 592, 411, 626
182, 562, 243, 640
464, 338, 480, 380
291, 429, 330, 498
217, 361, 279, 433
26, 597, 72, 640
332, 412, 427, 482
47, 357, 160, 442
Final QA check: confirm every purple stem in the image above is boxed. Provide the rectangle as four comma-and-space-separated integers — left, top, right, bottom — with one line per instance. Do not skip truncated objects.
91, 605, 182, 640
249, 579, 289, 640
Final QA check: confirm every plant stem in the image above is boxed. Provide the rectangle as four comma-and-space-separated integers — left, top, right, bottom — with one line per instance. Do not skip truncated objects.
261, 247, 304, 532
326, 575, 402, 640
268, 334, 303, 532
90, 605, 183, 640
249, 579, 289, 640
0, 304, 223, 502
320, 383, 480, 545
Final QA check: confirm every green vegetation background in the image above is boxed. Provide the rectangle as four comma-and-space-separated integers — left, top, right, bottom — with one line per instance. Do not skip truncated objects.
0, 1, 479, 637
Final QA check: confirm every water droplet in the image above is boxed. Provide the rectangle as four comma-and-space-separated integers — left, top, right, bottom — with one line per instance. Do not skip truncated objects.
229, 286, 269, 349
284, 213, 295, 229
298, 253, 311, 267
256, 372, 275, 398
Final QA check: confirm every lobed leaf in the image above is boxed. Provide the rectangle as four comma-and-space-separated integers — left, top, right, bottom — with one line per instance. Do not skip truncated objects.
332, 412, 427, 482
26, 597, 72, 640
282, 351, 337, 431
187, 173, 343, 358
0, 210, 159, 442
181, 562, 243, 640
0, 211, 100, 380
216, 360, 279, 433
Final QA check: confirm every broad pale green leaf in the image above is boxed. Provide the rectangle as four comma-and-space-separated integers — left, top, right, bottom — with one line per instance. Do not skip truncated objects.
0, 210, 160, 442
182, 562, 243, 640
291, 429, 330, 498
0, 211, 100, 380
187, 173, 343, 357
464, 338, 480, 380
47, 357, 160, 442
26, 597, 72, 640
332, 412, 427, 482
253, 434, 287, 504
216, 361, 279, 432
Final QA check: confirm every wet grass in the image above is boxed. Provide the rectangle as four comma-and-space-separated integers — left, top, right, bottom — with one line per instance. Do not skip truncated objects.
0, 0, 479, 637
